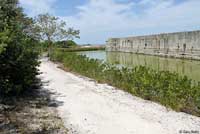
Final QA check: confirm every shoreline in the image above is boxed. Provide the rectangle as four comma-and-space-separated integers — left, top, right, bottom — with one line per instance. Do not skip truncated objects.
39, 59, 200, 134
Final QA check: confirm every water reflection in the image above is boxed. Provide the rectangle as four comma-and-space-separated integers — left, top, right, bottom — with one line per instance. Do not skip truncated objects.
78, 51, 200, 82
78, 51, 106, 61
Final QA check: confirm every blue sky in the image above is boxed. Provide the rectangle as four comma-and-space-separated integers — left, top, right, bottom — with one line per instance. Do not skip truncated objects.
19, 0, 200, 44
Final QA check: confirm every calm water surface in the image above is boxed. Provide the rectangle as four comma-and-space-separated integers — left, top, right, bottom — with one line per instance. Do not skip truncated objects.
78, 51, 200, 82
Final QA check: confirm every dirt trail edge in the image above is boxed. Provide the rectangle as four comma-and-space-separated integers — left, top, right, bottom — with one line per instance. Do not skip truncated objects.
39, 59, 200, 134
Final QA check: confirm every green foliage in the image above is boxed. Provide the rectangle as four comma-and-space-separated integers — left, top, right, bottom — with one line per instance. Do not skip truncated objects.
0, 30, 10, 54
36, 41, 49, 53
34, 13, 80, 56
34, 13, 80, 43
0, 0, 39, 95
54, 40, 77, 48
51, 49, 200, 116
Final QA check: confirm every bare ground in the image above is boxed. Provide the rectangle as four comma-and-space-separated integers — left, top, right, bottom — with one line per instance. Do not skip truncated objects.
0, 83, 68, 134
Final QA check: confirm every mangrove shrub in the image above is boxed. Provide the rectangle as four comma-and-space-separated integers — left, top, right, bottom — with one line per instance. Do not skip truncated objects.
0, 0, 39, 95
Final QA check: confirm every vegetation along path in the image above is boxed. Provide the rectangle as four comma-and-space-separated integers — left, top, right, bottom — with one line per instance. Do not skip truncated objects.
39, 58, 200, 134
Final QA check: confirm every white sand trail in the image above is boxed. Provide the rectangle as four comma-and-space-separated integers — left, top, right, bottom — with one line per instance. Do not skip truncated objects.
39, 59, 200, 134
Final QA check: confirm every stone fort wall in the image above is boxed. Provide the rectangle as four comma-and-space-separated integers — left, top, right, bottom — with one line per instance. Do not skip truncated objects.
106, 30, 200, 60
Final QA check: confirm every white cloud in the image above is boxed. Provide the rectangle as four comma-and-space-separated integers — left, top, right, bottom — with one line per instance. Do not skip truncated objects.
62, 0, 200, 44
19, 0, 57, 16
62, 0, 137, 43
19, 0, 200, 44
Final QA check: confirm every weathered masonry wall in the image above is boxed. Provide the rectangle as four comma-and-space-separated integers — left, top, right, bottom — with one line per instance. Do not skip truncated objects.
106, 30, 200, 60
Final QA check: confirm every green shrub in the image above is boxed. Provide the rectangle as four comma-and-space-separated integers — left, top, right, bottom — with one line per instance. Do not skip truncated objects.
0, 0, 39, 95
55, 40, 77, 48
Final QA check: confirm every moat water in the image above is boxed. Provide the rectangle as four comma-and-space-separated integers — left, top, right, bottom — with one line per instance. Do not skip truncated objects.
78, 51, 200, 82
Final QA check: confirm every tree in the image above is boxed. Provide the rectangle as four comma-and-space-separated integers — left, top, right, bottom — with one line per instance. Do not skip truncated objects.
34, 13, 80, 48
0, 0, 39, 95
55, 40, 77, 48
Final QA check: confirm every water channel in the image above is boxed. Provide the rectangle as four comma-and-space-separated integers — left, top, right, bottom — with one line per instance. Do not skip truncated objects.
78, 51, 200, 82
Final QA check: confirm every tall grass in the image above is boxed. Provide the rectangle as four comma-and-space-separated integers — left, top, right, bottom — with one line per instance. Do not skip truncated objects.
50, 49, 200, 116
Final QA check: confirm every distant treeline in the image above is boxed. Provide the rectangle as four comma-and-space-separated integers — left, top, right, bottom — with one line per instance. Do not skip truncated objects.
38, 40, 105, 53
57, 46, 105, 52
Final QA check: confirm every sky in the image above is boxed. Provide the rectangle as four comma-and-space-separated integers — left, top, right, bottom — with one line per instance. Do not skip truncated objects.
19, 0, 200, 44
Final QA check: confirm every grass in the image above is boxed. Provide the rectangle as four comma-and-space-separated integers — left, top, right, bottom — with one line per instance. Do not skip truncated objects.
50, 49, 200, 117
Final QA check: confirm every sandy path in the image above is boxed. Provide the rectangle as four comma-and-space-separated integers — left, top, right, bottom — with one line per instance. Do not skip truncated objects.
39, 59, 200, 134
